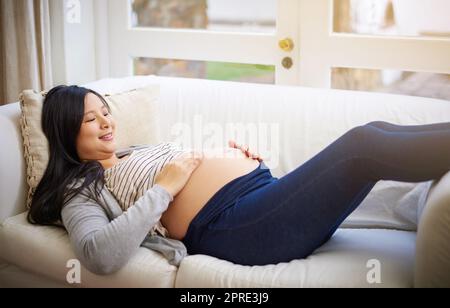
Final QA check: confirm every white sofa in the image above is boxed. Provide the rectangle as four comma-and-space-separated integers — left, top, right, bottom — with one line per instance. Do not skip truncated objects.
1, 76, 449, 288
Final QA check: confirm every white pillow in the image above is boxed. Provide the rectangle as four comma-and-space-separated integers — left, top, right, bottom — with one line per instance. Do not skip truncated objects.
342, 180, 434, 231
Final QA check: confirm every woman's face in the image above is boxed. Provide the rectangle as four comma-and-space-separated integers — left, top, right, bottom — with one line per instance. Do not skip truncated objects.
76, 93, 117, 161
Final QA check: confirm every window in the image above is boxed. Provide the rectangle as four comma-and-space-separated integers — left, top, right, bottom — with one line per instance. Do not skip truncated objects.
330, 0, 450, 99
131, 0, 277, 33
332, 68, 450, 100
134, 57, 275, 84
104, 0, 450, 93
333, 0, 450, 38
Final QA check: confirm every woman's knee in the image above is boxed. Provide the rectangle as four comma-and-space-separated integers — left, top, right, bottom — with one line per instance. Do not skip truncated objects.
365, 121, 391, 130
342, 125, 384, 168
345, 124, 381, 144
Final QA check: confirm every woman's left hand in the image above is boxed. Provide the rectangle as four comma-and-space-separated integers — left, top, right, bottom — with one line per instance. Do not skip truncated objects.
228, 140, 264, 162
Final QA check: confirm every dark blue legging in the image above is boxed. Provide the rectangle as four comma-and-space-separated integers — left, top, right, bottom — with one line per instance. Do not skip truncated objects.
182, 121, 450, 265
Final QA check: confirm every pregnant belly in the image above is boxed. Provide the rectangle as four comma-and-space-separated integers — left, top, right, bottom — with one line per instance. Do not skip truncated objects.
160, 148, 260, 240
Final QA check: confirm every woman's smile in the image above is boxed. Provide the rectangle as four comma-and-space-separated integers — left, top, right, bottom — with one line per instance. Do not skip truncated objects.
99, 133, 113, 141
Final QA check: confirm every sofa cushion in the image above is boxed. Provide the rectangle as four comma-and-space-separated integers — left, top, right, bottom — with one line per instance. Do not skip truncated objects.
415, 171, 450, 287
0, 102, 28, 221
175, 228, 416, 288
0, 263, 69, 288
19, 85, 161, 208
0, 212, 176, 287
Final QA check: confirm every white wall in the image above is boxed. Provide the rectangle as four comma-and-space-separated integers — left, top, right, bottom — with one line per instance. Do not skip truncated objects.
50, 0, 97, 85
49, 0, 66, 85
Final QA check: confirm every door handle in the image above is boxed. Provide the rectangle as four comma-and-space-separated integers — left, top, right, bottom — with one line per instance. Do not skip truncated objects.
279, 38, 294, 52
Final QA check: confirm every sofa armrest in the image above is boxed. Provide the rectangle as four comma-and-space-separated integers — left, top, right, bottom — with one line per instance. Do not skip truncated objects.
414, 171, 450, 287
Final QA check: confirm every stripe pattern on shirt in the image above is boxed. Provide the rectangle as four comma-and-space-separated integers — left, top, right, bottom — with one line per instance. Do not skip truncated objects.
104, 142, 189, 237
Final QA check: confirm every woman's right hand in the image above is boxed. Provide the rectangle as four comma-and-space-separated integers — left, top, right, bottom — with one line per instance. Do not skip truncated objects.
154, 151, 204, 198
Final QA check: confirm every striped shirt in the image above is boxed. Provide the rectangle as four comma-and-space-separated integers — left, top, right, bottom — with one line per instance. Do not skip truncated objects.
104, 142, 190, 237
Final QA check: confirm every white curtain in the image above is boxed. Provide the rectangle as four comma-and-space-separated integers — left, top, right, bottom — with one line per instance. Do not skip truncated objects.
0, 0, 53, 105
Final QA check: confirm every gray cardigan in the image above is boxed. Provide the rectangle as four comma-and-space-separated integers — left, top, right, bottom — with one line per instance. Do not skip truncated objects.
61, 145, 187, 275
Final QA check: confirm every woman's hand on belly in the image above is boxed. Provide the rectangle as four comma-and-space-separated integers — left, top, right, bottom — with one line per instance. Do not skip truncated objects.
160, 147, 261, 240
154, 151, 204, 198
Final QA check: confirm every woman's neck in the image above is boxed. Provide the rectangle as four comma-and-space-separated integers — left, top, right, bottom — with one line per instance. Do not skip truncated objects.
99, 154, 121, 170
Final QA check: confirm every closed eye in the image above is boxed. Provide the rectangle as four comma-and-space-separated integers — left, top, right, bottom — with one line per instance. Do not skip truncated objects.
86, 113, 109, 122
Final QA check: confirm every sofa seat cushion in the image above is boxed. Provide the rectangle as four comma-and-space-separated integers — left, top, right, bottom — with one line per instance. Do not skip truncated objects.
0, 212, 177, 287
0, 263, 69, 288
175, 228, 416, 288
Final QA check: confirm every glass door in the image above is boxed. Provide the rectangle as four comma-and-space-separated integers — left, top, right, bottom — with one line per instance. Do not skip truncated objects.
107, 0, 301, 85
297, 0, 450, 89
106, 0, 450, 89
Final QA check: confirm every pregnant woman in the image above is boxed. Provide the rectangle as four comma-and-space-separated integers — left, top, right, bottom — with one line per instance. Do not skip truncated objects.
28, 85, 450, 274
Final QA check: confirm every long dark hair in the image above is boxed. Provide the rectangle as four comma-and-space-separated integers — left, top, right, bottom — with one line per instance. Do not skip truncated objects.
27, 85, 112, 227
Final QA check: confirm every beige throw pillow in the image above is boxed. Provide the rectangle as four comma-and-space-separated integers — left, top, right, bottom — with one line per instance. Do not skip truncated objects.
19, 85, 162, 208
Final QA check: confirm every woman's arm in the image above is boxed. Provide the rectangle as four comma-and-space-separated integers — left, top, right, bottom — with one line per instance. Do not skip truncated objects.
61, 184, 173, 275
